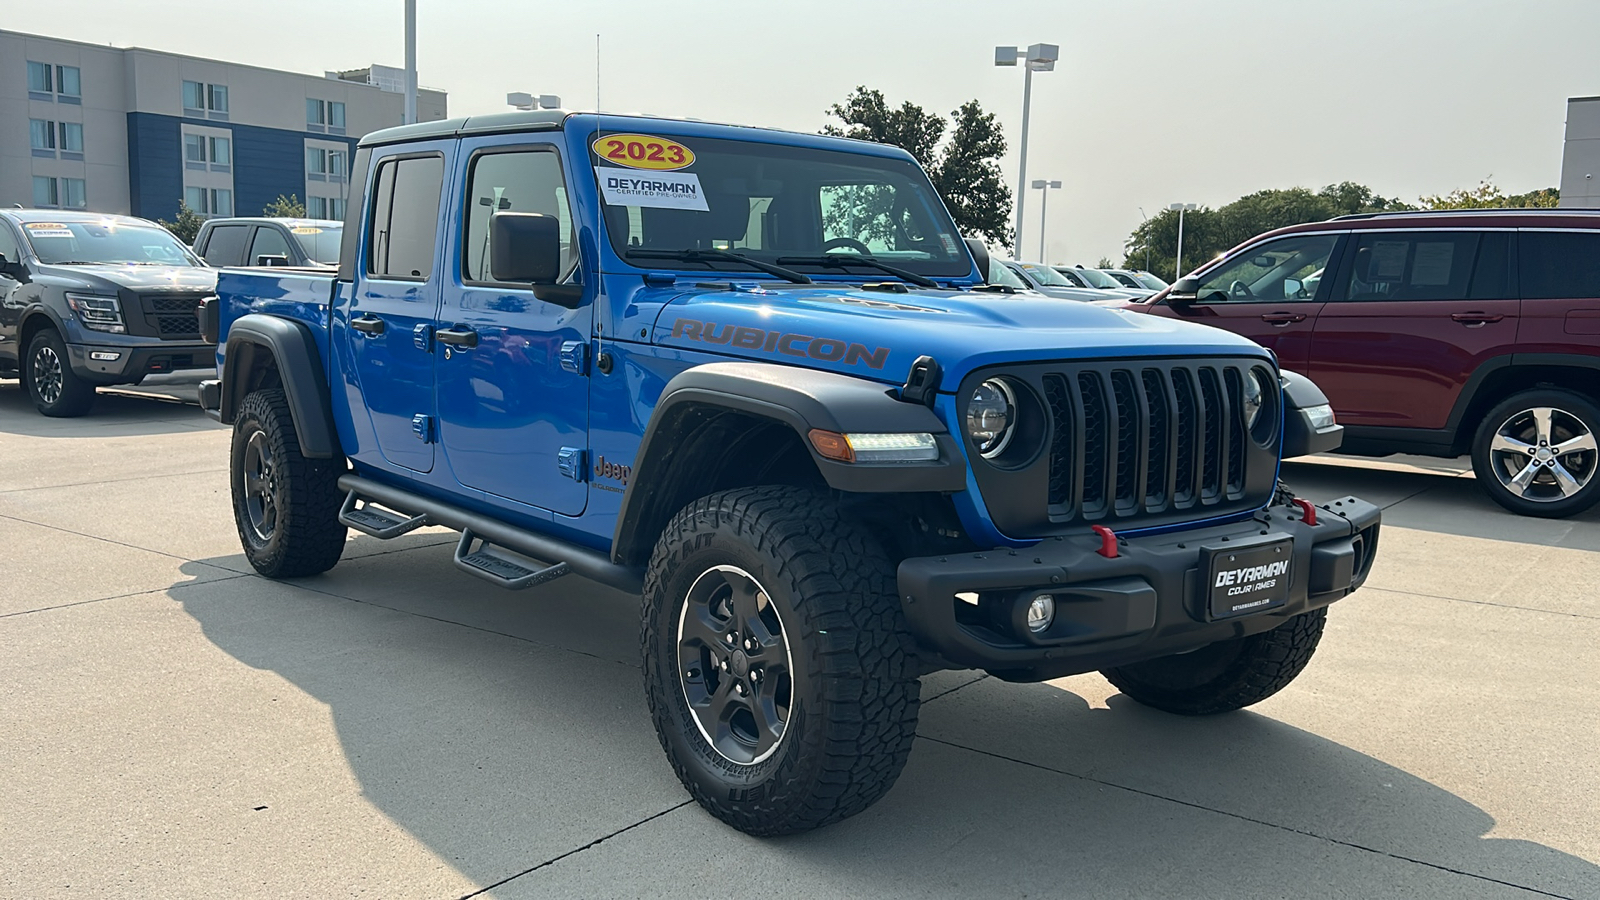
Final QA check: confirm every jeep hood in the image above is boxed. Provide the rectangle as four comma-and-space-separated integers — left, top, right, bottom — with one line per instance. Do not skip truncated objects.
649, 283, 1272, 390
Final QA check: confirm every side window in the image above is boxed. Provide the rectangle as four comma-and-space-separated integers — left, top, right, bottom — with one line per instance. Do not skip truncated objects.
366, 155, 443, 280
1518, 231, 1600, 300
0, 224, 20, 264
248, 226, 293, 265
1197, 234, 1339, 302
1468, 232, 1511, 300
462, 148, 575, 283
1344, 231, 1479, 302
200, 225, 250, 267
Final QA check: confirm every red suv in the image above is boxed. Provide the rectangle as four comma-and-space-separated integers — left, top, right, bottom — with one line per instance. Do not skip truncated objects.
1133, 209, 1600, 518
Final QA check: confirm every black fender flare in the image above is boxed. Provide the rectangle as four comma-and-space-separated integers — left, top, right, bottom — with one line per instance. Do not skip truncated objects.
1281, 369, 1344, 459
611, 362, 967, 565
220, 314, 339, 459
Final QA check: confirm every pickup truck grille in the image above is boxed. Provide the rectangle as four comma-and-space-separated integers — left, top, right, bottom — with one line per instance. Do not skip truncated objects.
126, 293, 209, 341
963, 358, 1279, 538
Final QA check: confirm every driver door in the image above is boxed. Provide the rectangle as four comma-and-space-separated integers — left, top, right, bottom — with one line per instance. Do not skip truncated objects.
1146, 232, 1345, 373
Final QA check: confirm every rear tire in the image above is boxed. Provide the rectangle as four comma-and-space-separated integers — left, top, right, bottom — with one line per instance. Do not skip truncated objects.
25, 329, 95, 417
1102, 608, 1326, 715
641, 486, 921, 836
230, 388, 347, 577
1471, 389, 1600, 519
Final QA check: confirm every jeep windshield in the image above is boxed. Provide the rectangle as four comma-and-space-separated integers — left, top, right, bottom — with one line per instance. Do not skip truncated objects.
597, 134, 972, 279
23, 220, 201, 267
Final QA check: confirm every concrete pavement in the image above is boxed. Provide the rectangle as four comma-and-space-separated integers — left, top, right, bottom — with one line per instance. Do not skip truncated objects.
1, 377, 1596, 898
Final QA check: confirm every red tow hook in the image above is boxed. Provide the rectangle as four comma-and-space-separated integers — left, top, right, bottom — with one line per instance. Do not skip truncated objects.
1291, 497, 1318, 527
1091, 525, 1119, 558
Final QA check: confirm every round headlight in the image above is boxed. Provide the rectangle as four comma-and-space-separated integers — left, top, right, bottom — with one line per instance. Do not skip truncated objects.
1242, 369, 1266, 429
966, 379, 1017, 458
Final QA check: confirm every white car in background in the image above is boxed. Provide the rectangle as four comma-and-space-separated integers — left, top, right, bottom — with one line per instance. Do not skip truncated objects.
1055, 265, 1153, 300
1005, 261, 1134, 301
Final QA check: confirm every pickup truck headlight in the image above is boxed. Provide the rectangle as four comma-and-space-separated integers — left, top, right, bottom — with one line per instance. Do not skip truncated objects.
65, 292, 126, 334
967, 378, 1017, 458
1304, 404, 1337, 431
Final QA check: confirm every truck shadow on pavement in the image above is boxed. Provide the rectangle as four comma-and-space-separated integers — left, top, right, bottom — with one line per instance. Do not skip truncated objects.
0, 377, 218, 438
171, 548, 1599, 899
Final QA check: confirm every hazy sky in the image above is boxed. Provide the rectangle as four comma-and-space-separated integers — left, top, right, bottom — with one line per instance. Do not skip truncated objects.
14, 0, 1598, 266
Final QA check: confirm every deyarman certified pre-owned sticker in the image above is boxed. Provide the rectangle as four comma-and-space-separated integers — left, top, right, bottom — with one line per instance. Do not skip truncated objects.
590, 133, 695, 171
596, 166, 709, 211
24, 222, 74, 238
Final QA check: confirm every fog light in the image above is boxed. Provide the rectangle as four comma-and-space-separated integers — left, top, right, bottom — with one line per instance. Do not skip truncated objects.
1026, 594, 1055, 633
89, 351, 121, 361
1304, 403, 1336, 431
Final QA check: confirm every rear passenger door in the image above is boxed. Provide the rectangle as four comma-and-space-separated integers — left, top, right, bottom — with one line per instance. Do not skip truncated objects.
1515, 229, 1600, 353
199, 224, 251, 266
1308, 230, 1516, 430
343, 146, 452, 474
246, 224, 294, 266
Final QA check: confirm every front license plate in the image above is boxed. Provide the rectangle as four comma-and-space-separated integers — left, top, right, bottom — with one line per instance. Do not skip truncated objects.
1203, 537, 1293, 620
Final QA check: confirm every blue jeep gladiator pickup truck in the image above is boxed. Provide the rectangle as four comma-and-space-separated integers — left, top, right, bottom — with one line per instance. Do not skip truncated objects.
199, 110, 1379, 836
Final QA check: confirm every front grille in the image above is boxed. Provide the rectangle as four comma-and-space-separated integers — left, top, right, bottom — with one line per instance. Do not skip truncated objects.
134, 293, 207, 341
963, 358, 1278, 538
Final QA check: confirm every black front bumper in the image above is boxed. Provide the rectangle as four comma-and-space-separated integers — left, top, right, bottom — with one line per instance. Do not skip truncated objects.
68, 340, 214, 385
897, 495, 1381, 679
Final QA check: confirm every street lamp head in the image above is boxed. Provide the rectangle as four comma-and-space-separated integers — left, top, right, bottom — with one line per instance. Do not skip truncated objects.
1026, 43, 1060, 64
1031, 179, 1046, 189
1049, 180, 1062, 189
1168, 202, 1198, 211
994, 46, 1020, 66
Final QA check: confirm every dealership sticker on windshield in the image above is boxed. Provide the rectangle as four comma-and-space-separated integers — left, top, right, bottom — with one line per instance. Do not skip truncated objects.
591, 133, 695, 171
596, 166, 709, 211
24, 223, 73, 238
291, 226, 324, 234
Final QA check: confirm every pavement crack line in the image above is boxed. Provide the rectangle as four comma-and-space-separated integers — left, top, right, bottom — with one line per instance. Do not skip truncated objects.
0, 510, 230, 567
921, 672, 990, 705
916, 735, 1574, 899
455, 800, 694, 899
0, 573, 256, 620
0, 467, 229, 494
1360, 585, 1600, 621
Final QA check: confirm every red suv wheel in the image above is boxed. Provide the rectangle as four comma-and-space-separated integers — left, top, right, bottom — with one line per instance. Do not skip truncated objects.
1471, 389, 1600, 518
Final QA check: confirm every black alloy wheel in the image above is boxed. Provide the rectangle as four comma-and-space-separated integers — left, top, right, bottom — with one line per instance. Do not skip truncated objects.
677, 565, 794, 766
229, 388, 348, 578
25, 329, 95, 417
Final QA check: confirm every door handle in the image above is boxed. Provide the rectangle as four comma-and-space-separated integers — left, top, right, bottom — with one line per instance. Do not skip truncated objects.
351, 315, 385, 335
1260, 312, 1306, 326
1451, 312, 1504, 326
436, 326, 479, 349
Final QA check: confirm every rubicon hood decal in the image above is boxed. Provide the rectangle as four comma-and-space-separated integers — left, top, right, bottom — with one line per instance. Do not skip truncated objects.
670, 318, 888, 369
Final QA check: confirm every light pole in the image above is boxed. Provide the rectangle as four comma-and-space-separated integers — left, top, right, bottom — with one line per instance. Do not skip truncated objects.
1138, 206, 1151, 272
996, 43, 1058, 260
1032, 179, 1061, 262
403, 0, 417, 125
1169, 202, 1197, 279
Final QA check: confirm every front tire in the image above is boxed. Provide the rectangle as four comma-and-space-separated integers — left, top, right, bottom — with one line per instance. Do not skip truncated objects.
1471, 389, 1600, 519
230, 388, 347, 577
1102, 608, 1326, 715
25, 329, 95, 417
642, 486, 921, 836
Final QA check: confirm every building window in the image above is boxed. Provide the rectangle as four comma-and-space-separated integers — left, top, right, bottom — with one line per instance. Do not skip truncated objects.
307, 196, 327, 218
306, 147, 327, 176
329, 101, 345, 129
210, 136, 231, 167
307, 98, 325, 126
208, 84, 229, 114
59, 122, 84, 154
56, 66, 81, 102
330, 197, 346, 220
328, 149, 347, 178
63, 178, 87, 209
34, 176, 60, 207
185, 186, 234, 217
183, 80, 205, 115
30, 119, 57, 152
185, 133, 206, 164
28, 60, 53, 95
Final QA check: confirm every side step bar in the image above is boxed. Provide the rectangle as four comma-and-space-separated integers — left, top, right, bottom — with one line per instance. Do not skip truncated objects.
339, 491, 431, 539
336, 473, 644, 594
455, 529, 570, 590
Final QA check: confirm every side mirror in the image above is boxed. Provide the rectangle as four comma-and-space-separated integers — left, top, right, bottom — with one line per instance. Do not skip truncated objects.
0, 254, 24, 280
1283, 278, 1302, 299
490, 212, 561, 284
962, 237, 991, 282
1167, 276, 1201, 301
256, 254, 290, 267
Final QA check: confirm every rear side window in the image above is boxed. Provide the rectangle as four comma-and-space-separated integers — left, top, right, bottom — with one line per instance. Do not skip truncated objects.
248, 226, 293, 265
0, 223, 20, 264
200, 225, 250, 266
1519, 231, 1600, 299
1344, 231, 1478, 301
366, 155, 444, 280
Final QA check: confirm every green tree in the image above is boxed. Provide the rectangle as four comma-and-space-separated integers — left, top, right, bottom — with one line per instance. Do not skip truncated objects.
263, 193, 307, 218
823, 87, 1013, 248
1419, 180, 1559, 209
157, 202, 205, 245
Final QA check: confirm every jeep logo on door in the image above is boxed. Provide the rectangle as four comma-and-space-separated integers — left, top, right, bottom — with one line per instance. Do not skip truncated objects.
669, 319, 889, 370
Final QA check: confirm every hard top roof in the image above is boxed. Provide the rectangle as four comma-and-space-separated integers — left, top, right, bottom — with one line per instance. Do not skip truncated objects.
202, 217, 343, 227
2, 209, 165, 227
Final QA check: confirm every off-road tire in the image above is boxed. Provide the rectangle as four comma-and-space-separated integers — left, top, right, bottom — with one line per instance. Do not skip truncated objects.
1102, 608, 1326, 715
642, 486, 921, 836
24, 329, 95, 417
1471, 388, 1600, 519
230, 389, 347, 578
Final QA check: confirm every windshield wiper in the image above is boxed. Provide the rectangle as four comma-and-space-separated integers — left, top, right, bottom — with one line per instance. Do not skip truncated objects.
775, 255, 939, 289
625, 248, 812, 284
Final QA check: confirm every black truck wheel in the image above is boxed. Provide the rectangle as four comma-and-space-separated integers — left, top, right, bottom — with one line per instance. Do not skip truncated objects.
230, 388, 347, 578
1101, 608, 1326, 716
1471, 389, 1600, 519
642, 486, 921, 836
25, 329, 95, 417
